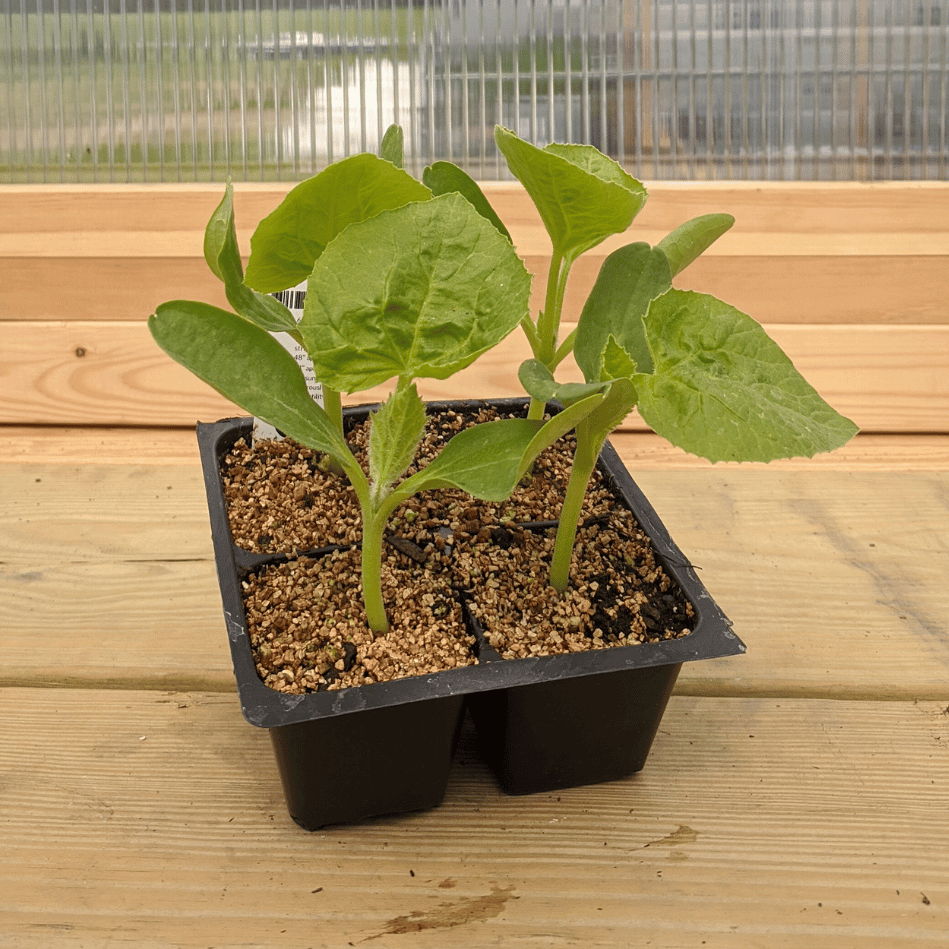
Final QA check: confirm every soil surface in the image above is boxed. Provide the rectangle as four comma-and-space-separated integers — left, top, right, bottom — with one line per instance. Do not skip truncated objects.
222, 405, 614, 554
224, 407, 695, 695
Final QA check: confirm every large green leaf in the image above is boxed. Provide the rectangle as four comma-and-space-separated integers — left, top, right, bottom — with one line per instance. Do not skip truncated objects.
368, 383, 427, 505
202, 183, 297, 333
494, 126, 646, 261
243, 154, 431, 292
573, 242, 672, 381
656, 213, 734, 278
300, 193, 532, 393
634, 290, 860, 463
422, 161, 512, 241
148, 301, 357, 478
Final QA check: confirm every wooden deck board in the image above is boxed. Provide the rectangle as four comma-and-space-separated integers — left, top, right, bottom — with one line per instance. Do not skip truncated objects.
1, 689, 946, 948
6, 255, 948, 326
1, 320, 947, 431
5, 180, 947, 239
3, 453, 947, 698
2, 427, 948, 469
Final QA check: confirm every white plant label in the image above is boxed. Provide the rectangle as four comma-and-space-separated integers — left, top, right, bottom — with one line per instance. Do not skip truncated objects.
253, 280, 323, 442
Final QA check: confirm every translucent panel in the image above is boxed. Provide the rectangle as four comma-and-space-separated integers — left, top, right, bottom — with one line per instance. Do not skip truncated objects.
2, 0, 947, 182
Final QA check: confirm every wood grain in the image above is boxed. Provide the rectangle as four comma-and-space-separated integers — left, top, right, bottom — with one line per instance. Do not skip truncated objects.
3, 459, 947, 698
4, 180, 947, 237
9, 228, 948, 258
1, 319, 946, 431
4, 428, 948, 469
6, 254, 946, 325
1, 689, 946, 948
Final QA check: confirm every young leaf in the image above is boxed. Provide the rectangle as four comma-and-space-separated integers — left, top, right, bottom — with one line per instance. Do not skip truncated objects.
368, 383, 427, 505
301, 193, 532, 392
582, 376, 640, 444
600, 337, 639, 381
573, 242, 672, 381
634, 290, 860, 463
513, 393, 606, 482
518, 358, 611, 406
148, 301, 358, 478
202, 182, 297, 333
243, 154, 431, 292
422, 161, 512, 241
396, 419, 544, 503
494, 126, 646, 261
380, 124, 404, 168
656, 213, 735, 278
203, 182, 234, 283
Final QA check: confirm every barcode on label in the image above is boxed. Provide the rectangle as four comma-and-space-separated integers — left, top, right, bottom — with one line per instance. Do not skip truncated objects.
273, 288, 306, 310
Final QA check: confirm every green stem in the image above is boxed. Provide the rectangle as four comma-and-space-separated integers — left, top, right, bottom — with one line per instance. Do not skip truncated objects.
548, 421, 603, 594
320, 386, 345, 477
551, 327, 577, 370
529, 250, 575, 420
527, 396, 547, 421
536, 250, 565, 367
322, 385, 344, 439
361, 508, 390, 636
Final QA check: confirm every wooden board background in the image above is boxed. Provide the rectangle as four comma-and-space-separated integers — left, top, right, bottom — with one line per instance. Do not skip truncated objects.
1, 181, 947, 433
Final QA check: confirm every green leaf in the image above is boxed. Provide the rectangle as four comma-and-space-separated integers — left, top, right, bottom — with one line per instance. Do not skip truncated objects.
398, 394, 609, 506
380, 124, 404, 168
243, 154, 431, 292
397, 419, 543, 503
583, 377, 639, 443
657, 213, 735, 278
494, 126, 646, 261
301, 193, 532, 392
148, 301, 358, 480
368, 383, 427, 504
634, 290, 860, 463
514, 393, 606, 482
422, 161, 512, 241
573, 243, 671, 380
203, 182, 234, 283
201, 182, 298, 333
601, 336, 639, 381
518, 358, 610, 405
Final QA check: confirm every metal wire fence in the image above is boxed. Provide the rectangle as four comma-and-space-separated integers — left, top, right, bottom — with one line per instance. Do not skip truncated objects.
3, 0, 947, 182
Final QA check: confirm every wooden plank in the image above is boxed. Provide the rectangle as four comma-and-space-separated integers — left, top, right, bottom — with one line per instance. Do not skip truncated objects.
1, 320, 947, 431
4, 428, 948, 469
0, 462, 210, 563
8, 228, 947, 258
6, 254, 946, 326
632, 470, 949, 699
0, 561, 233, 691
0, 257, 232, 322
4, 180, 947, 238
609, 432, 949, 471
1, 689, 946, 947
2, 462, 947, 698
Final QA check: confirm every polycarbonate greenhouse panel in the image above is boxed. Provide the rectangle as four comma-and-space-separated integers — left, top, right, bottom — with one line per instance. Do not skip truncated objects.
2, 1, 947, 182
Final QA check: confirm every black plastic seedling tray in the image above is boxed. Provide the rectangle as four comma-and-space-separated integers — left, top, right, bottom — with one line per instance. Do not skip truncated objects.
197, 400, 744, 829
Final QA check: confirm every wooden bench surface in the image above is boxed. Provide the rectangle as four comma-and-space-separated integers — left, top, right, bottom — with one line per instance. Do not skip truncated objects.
1, 182, 948, 946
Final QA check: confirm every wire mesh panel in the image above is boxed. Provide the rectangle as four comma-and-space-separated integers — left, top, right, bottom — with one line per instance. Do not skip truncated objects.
2, 1, 947, 182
